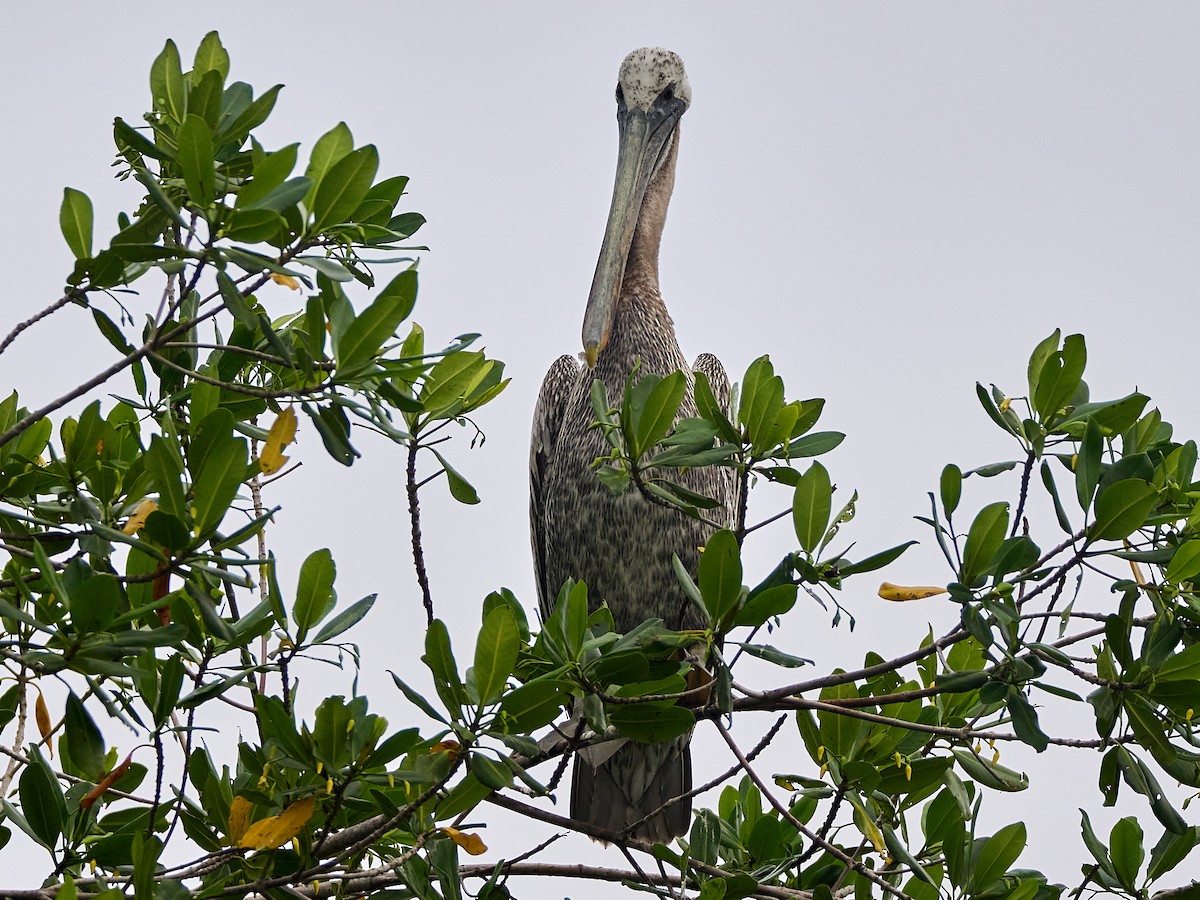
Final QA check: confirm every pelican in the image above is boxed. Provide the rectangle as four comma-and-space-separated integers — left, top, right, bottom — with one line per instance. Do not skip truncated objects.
530, 48, 735, 842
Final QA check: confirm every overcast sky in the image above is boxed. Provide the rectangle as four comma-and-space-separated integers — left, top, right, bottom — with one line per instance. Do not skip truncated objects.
2, 2, 1198, 891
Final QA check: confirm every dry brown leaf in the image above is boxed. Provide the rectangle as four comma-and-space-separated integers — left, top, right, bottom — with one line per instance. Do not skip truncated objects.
238, 795, 316, 850
428, 740, 463, 761
122, 499, 158, 535
259, 408, 297, 475
878, 582, 948, 602
34, 687, 53, 755
80, 753, 133, 809
442, 826, 488, 856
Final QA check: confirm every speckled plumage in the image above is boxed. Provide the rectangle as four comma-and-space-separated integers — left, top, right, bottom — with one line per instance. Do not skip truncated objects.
530, 49, 735, 843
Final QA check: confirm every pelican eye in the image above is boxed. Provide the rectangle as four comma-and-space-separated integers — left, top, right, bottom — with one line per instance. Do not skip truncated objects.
658, 84, 675, 103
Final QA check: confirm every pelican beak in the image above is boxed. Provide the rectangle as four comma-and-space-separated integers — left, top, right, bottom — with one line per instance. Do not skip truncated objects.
581, 98, 683, 368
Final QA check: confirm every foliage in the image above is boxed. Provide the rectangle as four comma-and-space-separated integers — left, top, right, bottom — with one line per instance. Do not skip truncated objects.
1, 32, 1198, 900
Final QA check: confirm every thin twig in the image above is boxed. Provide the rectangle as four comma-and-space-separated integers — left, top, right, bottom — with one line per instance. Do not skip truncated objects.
485, 793, 809, 899
713, 720, 910, 900
0, 291, 82, 357
407, 440, 435, 625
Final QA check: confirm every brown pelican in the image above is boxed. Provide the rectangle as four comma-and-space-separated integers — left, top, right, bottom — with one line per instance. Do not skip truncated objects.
530, 48, 735, 842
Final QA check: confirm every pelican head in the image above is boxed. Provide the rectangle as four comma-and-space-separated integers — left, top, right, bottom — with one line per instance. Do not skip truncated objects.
582, 48, 691, 368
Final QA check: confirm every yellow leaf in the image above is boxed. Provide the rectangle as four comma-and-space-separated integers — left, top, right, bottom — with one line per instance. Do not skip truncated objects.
998, 397, 1012, 413
34, 687, 53, 755
878, 582, 948, 602
122, 499, 158, 535
239, 795, 316, 850
441, 827, 488, 856
259, 408, 297, 475
849, 799, 886, 855
270, 273, 301, 291
228, 796, 253, 843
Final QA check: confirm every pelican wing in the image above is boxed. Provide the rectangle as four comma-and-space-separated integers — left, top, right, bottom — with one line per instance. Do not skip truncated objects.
530, 355, 580, 623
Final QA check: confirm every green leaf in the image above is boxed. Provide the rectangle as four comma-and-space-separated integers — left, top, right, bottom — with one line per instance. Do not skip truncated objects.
312, 594, 377, 645
1026, 329, 1061, 402
190, 435, 248, 537
1147, 825, 1197, 880
469, 752, 514, 790
312, 144, 379, 231
113, 117, 169, 162
132, 165, 186, 228
817, 678, 860, 759
215, 271, 259, 331
951, 748, 1028, 791
390, 673, 448, 724
63, 692, 106, 780
60, 188, 93, 259
293, 548, 336, 644
1109, 816, 1144, 892
175, 676, 248, 710
1040, 460, 1073, 532
882, 824, 936, 886
176, 114, 215, 206
960, 501, 1009, 586
836, 541, 917, 577
1080, 809, 1117, 877
71, 574, 122, 634
243, 175, 310, 215
146, 435, 188, 522
633, 370, 686, 457
1006, 687, 1048, 752
223, 84, 283, 145
793, 461, 832, 555
697, 529, 742, 625
1058, 393, 1151, 437
733, 584, 797, 628
609, 703, 694, 743
303, 401, 359, 466
19, 746, 65, 848
431, 448, 479, 505
303, 122, 354, 210
295, 256, 351, 281
1158, 643, 1200, 682
976, 383, 1018, 435
498, 679, 570, 733
1115, 746, 1188, 833
735, 643, 812, 668
940, 464, 962, 516
473, 604, 519, 706
424, 619, 466, 713
336, 268, 418, 373
1165, 540, 1200, 584
786, 430, 844, 458
1075, 417, 1103, 510
192, 31, 229, 80
1033, 333, 1086, 420
1090, 479, 1157, 541
224, 208, 287, 242
969, 822, 1026, 892
739, 356, 788, 453
187, 581, 237, 643
420, 351, 490, 419
150, 39, 186, 119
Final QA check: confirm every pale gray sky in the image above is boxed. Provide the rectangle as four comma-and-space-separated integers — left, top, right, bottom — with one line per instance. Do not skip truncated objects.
2, 2, 1198, 891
